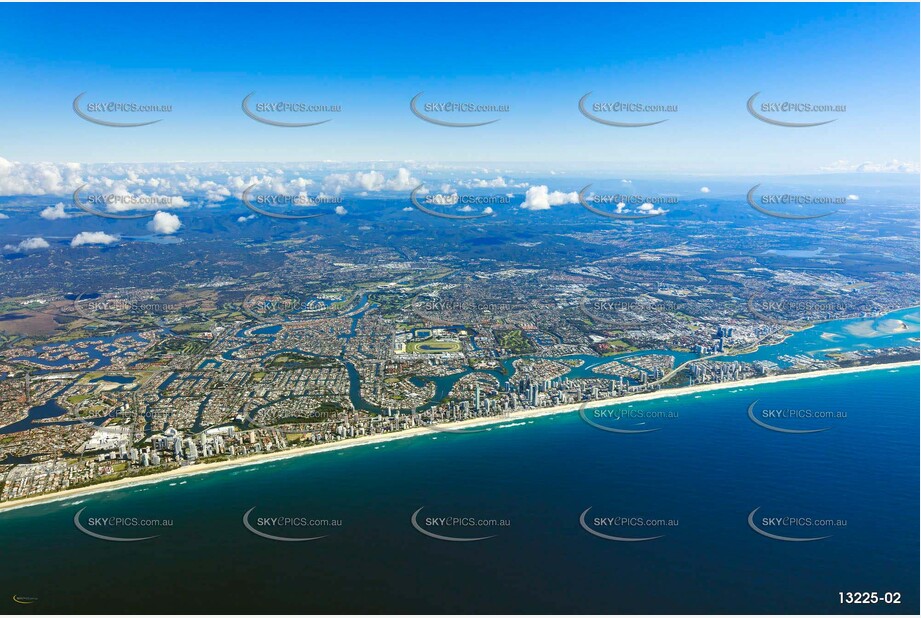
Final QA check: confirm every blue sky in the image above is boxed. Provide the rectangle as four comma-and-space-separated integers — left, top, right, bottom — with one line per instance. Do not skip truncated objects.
0, 3, 917, 173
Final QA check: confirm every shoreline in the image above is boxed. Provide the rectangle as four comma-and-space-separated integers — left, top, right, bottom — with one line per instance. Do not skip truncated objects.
1, 359, 917, 515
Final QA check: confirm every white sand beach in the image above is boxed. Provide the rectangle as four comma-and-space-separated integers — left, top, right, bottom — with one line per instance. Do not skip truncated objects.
0, 359, 917, 514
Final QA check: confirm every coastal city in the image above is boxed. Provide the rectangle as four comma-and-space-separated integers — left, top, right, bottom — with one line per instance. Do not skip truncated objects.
0, 195, 917, 503
0, 2, 918, 615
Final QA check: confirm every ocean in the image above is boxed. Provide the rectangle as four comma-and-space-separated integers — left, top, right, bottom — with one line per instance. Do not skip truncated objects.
0, 366, 917, 614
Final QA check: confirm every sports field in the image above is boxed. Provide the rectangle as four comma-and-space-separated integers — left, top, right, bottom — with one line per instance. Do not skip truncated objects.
405, 339, 462, 354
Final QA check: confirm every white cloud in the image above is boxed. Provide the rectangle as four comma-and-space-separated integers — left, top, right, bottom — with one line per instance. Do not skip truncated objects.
71, 231, 119, 247
40, 202, 71, 220
385, 168, 418, 191
463, 176, 507, 189
0, 161, 516, 208
334, 205, 347, 215
0, 157, 83, 196
638, 202, 666, 215
4, 237, 49, 252
147, 211, 182, 234
699, 187, 710, 193
237, 214, 256, 222
0, 212, 8, 219
847, 194, 859, 201
520, 185, 579, 211
321, 167, 419, 194
821, 159, 919, 173
459, 176, 528, 190
483, 207, 495, 215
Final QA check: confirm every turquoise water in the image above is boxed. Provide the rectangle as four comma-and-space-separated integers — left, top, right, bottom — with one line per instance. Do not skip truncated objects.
731, 306, 920, 364
1, 366, 916, 613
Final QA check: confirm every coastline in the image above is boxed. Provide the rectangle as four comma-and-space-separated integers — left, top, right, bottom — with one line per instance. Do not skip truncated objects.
1, 359, 917, 515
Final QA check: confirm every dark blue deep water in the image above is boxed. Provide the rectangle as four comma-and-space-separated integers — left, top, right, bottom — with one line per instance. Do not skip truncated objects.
0, 366, 917, 614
